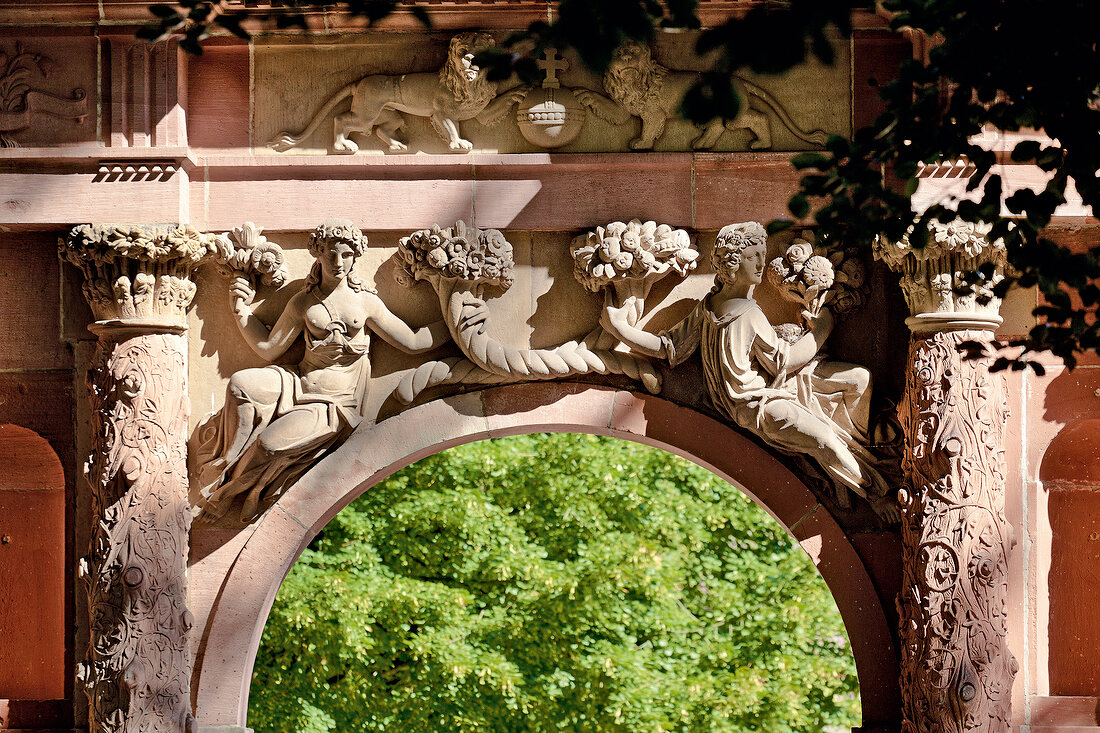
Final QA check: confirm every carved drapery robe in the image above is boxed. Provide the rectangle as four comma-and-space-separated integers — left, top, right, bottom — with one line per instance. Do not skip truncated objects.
190, 305, 372, 523
662, 296, 886, 496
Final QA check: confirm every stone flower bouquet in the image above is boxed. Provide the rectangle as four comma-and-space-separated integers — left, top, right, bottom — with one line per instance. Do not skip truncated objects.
393, 220, 515, 293
766, 237, 868, 335
572, 220, 699, 348
391, 221, 659, 404
573, 220, 698, 293
211, 222, 290, 288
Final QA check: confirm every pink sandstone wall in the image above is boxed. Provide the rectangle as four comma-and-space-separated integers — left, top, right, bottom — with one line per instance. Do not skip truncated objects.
0, 233, 76, 730
0, 5, 1096, 732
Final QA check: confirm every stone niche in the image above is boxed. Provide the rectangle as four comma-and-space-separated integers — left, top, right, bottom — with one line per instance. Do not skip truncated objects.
252, 31, 851, 157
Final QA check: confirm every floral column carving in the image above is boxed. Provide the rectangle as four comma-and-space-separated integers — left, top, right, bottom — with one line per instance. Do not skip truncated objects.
876, 222, 1017, 732
60, 225, 217, 733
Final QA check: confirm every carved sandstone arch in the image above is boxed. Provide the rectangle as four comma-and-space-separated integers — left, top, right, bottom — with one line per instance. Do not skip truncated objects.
190, 384, 900, 731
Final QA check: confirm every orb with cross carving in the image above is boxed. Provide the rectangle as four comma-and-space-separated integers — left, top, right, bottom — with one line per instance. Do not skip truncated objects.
515, 48, 585, 149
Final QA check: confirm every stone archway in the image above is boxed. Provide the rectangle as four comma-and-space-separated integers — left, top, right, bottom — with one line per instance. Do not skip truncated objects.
189, 383, 900, 732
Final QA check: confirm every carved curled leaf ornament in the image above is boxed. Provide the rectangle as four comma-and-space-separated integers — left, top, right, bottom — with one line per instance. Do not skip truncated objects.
873, 221, 1008, 328
59, 224, 218, 325
0, 43, 88, 147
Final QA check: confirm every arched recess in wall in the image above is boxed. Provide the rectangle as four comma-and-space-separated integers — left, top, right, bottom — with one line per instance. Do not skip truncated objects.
189, 384, 900, 730
1040, 418, 1100, 695
0, 424, 67, 709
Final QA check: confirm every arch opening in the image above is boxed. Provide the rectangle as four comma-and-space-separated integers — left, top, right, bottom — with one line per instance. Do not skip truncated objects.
190, 384, 899, 730
248, 431, 863, 732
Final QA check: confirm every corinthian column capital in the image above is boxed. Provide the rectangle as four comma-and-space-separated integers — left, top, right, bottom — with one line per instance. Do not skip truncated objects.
59, 223, 217, 332
875, 220, 1007, 333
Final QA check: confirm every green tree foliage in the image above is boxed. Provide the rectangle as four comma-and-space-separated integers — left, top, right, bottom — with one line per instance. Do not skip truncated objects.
250, 434, 859, 733
144, 0, 1098, 368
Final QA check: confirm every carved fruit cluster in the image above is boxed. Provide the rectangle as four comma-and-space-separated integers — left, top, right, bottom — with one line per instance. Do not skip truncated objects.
766, 238, 867, 316
571, 219, 698, 293
394, 220, 515, 289
212, 222, 289, 287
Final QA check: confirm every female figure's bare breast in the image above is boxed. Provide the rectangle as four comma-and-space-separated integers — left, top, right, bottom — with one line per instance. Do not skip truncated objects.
303, 288, 371, 341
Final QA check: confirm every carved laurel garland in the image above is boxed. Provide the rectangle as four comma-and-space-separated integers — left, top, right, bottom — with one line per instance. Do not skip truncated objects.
898, 330, 1017, 733
392, 221, 660, 403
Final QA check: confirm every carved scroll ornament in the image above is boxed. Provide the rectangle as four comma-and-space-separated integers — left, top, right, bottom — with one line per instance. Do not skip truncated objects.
393, 221, 661, 403
268, 32, 529, 154
79, 331, 194, 733
0, 44, 87, 147
898, 330, 1016, 733
575, 41, 827, 151
60, 224, 217, 733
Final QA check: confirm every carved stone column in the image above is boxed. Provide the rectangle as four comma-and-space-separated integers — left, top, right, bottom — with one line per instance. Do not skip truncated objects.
876, 222, 1018, 732
60, 225, 216, 733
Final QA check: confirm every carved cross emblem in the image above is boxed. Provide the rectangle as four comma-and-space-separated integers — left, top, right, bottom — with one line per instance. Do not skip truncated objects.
536, 48, 568, 90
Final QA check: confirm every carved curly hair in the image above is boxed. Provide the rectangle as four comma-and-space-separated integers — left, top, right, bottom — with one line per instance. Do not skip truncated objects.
306, 219, 372, 293
711, 221, 767, 286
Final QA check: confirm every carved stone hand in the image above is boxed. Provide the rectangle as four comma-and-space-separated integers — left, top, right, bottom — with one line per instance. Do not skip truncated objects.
230, 276, 256, 314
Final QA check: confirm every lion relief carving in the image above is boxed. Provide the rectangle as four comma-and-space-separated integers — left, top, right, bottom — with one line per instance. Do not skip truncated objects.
575, 41, 827, 151
269, 32, 529, 154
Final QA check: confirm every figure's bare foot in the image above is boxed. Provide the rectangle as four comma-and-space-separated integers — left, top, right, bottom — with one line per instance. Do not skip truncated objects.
871, 496, 901, 524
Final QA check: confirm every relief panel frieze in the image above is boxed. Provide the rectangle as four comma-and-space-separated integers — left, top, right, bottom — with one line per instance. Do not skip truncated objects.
0, 37, 95, 148
186, 219, 897, 526
253, 31, 850, 157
